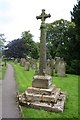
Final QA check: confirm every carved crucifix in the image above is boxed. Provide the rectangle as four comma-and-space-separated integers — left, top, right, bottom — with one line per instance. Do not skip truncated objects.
36, 9, 51, 75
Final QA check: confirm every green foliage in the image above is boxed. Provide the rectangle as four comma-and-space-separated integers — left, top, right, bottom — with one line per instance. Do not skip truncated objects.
71, 1, 80, 60
4, 39, 25, 58
21, 31, 39, 59
67, 60, 80, 75
71, 1, 80, 31
0, 34, 6, 57
30, 42, 39, 59
21, 31, 34, 56
70, 1, 80, 75
46, 19, 80, 75
46, 19, 75, 59
4, 31, 39, 59
4, 31, 34, 58
12, 62, 78, 118
0, 34, 6, 47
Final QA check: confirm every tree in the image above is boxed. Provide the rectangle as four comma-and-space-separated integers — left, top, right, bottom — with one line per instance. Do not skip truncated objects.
30, 42, 39, 59
4, 31, 40, 59
69, 1, 80, 75
4, 38, 25, 58
21, 31, 34, 56
46, 19, 80, 75
0, 34, 6, 57
46, 19, 75, 62
71, 1, 80, 60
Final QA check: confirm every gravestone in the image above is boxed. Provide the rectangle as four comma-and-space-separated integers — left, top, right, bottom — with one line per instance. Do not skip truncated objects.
14, 59, 18, 64
46, 59, 51, 75
46, 59, 55, 76
34, 62, 39, 75
54, 57, 60, 73
17, 9, 66, 112
31, 59, 37, 69
24, 62, 30, 71
20, 58, 26, 67
57, 59, 66, 77
49, 59, 55, 76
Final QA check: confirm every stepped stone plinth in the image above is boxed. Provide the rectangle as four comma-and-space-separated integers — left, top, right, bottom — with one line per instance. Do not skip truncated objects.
17, 85, 66, 112
27, 84, 56, 95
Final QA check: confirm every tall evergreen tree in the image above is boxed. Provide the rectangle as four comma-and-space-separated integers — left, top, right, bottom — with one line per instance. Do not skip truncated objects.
71, 1, 80, 60
70, 1, 80, 75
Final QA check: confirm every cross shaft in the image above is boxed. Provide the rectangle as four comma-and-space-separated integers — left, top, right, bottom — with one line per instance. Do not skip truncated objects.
36, 9, 51, 75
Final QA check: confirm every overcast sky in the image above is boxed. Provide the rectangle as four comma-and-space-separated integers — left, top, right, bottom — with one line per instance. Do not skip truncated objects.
0, 0, 77, 43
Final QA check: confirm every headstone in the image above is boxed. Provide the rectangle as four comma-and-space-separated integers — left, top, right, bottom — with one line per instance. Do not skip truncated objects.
46, 59, 55, 76
24, 62, 30, 71
32, 62, 37, 69
49, 59, 55, 76
20, 58, 26, 67
34, 62, 39, 75
57, 59, 66, 77
54, 57, 61, 73
46, 59, 51, 75
14, 59, 18, 64
30, 59, 37, 69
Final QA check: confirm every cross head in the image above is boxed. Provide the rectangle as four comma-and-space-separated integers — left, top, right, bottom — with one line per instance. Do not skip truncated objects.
36, 9, 51, 23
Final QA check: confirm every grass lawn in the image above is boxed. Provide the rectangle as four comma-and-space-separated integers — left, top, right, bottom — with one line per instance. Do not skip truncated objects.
12, 62, 79, 119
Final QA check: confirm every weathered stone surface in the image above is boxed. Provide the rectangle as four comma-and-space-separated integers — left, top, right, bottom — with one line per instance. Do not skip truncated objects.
18, 91, 66, 112
44, 88, 61, 103
55, 58, 66, 77
18, 89, 66, 112
36, 9, 51, 75
46, 65, 51, 75
14, 59, 18, 64
27, 85, 56, 95
32, 63, 37, 69
24, 88, 60, 103
20, 58, 26, 67
46, 59, 56, 76
57, 60, 66, 77
25, 93, 42, 102
24, 62, 30, 71
30, 59, 37, 69
52, 88, 61, 102
32, 75, 52, 89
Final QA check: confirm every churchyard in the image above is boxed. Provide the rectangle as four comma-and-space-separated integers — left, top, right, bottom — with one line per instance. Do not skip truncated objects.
12, 62, 78, 118
1, 3, 80, 118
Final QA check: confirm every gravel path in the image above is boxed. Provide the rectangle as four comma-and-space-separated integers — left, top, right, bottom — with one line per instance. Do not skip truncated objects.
2, 64, 22, 119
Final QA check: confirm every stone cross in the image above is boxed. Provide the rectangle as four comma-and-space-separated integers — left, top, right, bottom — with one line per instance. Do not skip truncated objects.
36, 9, 51, 75
36, 9, 51, 23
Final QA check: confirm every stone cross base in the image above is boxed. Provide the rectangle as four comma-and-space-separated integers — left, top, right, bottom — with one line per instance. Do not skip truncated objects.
32, 75, 52, 89
17, 84, 66, 112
